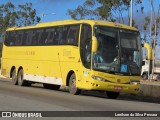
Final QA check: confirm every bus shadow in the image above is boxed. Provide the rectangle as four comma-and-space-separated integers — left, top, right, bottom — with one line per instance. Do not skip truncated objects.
118, 94, 160, 104
80, 90, 160, 104
31, 84, 160, 104
16, 82, 160, 104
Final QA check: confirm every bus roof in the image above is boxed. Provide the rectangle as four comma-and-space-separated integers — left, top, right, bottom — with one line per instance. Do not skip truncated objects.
6, 19, 138, 31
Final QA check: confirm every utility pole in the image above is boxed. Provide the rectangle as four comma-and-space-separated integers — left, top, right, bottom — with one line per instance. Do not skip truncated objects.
130, 0, 133, 27
150, 1, 159, 80
148, 0, 153, 80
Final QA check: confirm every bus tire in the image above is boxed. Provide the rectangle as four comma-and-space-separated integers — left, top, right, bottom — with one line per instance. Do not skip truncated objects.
43, 83, 60, 90
142, 73, 148, 80
69, 73, 81, 95
106, 91, 120, 99
17, 69, 27, 86
11, 68, 18, 85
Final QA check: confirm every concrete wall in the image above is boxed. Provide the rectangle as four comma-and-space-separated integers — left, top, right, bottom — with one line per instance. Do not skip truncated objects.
140, 81, 160, 97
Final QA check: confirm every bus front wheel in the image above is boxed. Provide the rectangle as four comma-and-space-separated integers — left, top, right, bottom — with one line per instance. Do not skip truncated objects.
106, 91, 120, 99
17, 69, 28, 86
11, 69, 18, 85
69, 73, 81, 95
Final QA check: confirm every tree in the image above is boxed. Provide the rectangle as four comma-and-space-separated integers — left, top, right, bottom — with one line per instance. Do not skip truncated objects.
0, 2, 17, 33
17, 3, 40, 26
68, 0, 98, 20
142, 3, 160, 46
67, 0, 143, 27
142, 2, 160, 80
0, 2, 40, 34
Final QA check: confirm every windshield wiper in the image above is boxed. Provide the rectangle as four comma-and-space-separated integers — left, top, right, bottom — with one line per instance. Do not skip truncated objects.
105, 70, 114, 73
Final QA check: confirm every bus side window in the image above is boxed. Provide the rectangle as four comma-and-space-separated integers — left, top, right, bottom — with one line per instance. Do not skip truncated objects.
25, 30, 33, 46
45, 28, 55, 45
35, 29, 43, 45
9, 31, 17, 46
15, 31, 23, 46
55, 26, 68, 45
22, 31, 27, 45
59, 26, 68, 45
39, 28, 48, 45
67, 25, 80, 46
4, 32, 11, 46
31, 30, 38, 45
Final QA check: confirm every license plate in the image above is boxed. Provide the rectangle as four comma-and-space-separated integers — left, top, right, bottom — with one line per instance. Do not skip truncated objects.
114, 86, 122, 90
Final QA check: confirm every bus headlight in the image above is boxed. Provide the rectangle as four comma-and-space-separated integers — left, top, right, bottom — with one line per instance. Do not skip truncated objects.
130, 80, 140, 85
92, 75, 107, 82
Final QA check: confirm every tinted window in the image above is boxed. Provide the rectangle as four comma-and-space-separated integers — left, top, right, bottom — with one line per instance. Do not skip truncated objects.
4, 24, 80, 46
55, 26, 68, 45
15, 31, 23, 45
4, 32, 10, 46
5, 31, 17, 46
67, 25, 79, 46
25, 30, 33, 45
80, 24, 92, 69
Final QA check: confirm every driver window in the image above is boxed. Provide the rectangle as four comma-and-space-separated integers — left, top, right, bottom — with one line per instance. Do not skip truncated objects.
80, 24, 92, 69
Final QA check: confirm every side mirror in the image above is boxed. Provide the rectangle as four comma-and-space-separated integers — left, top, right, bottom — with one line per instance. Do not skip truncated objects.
141, 43, 152, 60
92, 36, 98, 52
142, 61, 145, 66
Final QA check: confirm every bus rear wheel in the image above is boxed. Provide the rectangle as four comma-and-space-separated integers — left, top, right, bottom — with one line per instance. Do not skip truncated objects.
11, 69, 18, 85
142, 73, 148, 80
106, 91, 120, 99
17, 69, 29, 86
69, 73, 81, 95
43, 83, 60, 90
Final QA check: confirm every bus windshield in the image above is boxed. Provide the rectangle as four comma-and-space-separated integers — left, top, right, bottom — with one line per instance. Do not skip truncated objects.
93, 26, 141, 75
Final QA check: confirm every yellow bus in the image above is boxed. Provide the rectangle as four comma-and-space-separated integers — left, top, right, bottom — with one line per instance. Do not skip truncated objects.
1, 20, 151, 99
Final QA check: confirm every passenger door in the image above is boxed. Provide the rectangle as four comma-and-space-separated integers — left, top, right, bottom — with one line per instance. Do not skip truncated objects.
79, 24, 92, 88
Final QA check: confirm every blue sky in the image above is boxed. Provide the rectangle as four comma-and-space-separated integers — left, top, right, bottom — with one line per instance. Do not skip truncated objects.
0, 0, 160, 59
0, 0, 159, 22
0, 0, 84, 21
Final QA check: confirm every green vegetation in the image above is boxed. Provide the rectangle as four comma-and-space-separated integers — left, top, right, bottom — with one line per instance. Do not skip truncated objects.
0, 2, 41, 57
0, 2, 41, 34
67, 0, 144, 27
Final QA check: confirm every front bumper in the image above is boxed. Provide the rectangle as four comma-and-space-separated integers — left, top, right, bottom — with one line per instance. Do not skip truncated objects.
87, 79, 140, 94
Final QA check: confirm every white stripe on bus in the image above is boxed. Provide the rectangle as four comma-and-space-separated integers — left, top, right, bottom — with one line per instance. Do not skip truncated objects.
24, 74, 63, 85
